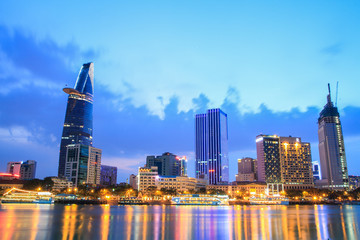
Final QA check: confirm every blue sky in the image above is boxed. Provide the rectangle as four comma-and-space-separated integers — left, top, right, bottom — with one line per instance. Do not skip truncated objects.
0, 1, 360, 181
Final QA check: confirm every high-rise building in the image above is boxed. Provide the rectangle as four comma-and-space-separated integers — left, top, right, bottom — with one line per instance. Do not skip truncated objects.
256, 135, 281, 184
195, 108, 229, 185
256, 135, 314, 190
64, 144, 101, 186
279, 136, 313, 190
146, 152, 181, 176
19, 160, 37, 180
236, 158, 257, 182
58, 63, 94, 177
317, 84, 349, 190
100, 165, 117, 186
6, 162, 22, 176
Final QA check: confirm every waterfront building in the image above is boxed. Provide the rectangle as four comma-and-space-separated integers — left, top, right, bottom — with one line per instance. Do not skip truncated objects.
195, 108, 229, 184
317, 84, 349, 190
236, 158, 257, 182
19, 160, 37, 180
349, 175, 360, 190
256, 135, 314, 191
313, 161, 320, 181
64, 144, 101, 186
137, 167, 159, 192
157, 176, 207, 192
58, 63, 94, 177
206, 182, 267, 196
129, 174, 137, 190
0, 173, 21, 181
279, 136, 314, 190
50, 177, 73, 192
0, 179, 25, 190
100, 165, 117, 186
146, 152, 182, 176
6, 162, 22, 176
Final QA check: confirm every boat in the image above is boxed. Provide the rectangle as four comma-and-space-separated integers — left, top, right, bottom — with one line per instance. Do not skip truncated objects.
249, 195, 289, 205
171, 194, 229, 205
1, 188, 54, 204
118, 198, 149, 205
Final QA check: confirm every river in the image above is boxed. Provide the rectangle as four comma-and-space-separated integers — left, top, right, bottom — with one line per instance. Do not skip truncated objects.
0, 204, 359, 239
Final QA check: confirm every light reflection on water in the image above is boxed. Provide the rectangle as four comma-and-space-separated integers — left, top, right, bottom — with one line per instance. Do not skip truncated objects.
0, 204, 359, 239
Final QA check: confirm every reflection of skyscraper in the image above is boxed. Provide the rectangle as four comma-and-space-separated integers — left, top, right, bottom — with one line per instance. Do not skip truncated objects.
317, 84, 349, 190
195, 108, 229, 185
58, 63, 94, 177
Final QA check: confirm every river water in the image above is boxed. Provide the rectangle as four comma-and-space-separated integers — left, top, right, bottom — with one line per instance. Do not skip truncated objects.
0, 204, 359, 239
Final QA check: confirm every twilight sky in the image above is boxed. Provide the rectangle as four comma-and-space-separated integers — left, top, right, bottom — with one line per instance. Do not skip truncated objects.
1, 1, 360, 182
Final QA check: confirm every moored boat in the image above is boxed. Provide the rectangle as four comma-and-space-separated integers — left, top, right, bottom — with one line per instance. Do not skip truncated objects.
171, 194, 229, 205
1, 188, 54, 204
249, 195, 289, 205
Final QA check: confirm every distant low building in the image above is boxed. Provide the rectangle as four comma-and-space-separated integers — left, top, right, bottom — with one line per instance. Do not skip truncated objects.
137, 167, 207, 193
20, 160, 37, 180
313, 161, 320, 181
100, 165, 117, 186
0, 179, 26, 190
6, 162, 22, 176
235, 158, 257, 182
129, 174, 137, 190
206, 182, 267, 196
349, 175, 360, 190
51, 177, 73, 192
157, 176, 207, 192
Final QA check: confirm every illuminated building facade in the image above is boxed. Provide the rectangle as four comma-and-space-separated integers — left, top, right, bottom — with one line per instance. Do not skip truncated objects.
317, 84, 349, 190
100, 165, 117, 186
280, 136, 314, 190
257, 135, 314, 190
64, 144, 101, 186
137, 167, 159, 192
58, 63, 94, 177
236, 158, 257, 182
256, 135, 281, 184
195, 108, 229, 184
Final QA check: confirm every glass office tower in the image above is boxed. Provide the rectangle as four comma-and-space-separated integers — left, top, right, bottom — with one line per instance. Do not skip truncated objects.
195, 108, 229, 185
317, 84, 349, 190
58, 62, 94, 177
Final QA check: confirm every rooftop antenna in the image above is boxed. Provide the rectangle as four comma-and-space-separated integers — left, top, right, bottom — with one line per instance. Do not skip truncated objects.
335, 81, 339, 107
327, 83, 332, 104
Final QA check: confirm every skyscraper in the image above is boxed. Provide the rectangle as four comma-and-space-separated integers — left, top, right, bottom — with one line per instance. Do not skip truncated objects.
195, 108, 229, 185
58, 63, 94, 177
317, 84, 349, 190
256, 135, 281, 184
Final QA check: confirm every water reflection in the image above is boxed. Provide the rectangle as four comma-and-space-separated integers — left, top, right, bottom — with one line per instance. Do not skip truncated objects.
0, 204, 360, 239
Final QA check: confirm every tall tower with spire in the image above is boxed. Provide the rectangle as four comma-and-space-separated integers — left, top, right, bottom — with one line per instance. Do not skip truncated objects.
317, 84, 349, 190
58, 63, 94, 177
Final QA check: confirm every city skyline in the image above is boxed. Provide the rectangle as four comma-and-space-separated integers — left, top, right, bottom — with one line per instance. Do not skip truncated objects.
1, 2, 360, 181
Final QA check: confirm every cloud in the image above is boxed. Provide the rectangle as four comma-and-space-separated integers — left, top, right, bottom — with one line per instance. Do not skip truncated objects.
321, 43, 343, 56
